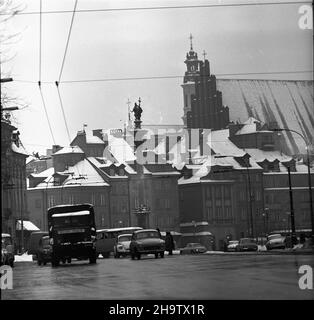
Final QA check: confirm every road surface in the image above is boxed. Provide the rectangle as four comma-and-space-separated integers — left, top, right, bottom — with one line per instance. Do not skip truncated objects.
2, 253, 314, 300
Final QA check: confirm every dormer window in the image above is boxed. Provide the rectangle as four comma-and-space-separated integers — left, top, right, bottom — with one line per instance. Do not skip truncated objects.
109, 168, 115, 176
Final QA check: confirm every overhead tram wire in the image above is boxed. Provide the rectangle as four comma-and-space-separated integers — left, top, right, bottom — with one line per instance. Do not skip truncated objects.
0, 1, 311, 15
58, 0, 78, 83
37, 0, 56, 146
14, 70, 313, 84
58, 70, 314, 84
55, 0, 78, 145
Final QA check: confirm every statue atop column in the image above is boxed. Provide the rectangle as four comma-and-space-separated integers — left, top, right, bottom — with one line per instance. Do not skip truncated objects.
132, 97, 142, 129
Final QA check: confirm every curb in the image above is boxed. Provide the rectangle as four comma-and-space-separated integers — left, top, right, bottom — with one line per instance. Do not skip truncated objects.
204, 250, 314, 256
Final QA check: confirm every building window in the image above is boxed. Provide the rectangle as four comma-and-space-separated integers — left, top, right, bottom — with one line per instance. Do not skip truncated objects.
255, 190, 260, 201
100, 194, 106, 206
48, 195, 55, 207
91, 194, 96, 204
69, 194, 74, 204
225, 207, 232, 219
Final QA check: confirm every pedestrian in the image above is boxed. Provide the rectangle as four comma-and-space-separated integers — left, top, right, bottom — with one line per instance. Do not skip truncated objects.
156, 228, 161, 238
165, 231, 175, 255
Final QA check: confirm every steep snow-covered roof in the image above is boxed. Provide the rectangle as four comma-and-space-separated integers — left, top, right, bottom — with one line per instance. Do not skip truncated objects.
29, 159, 109, 189
217, 79, 314, 155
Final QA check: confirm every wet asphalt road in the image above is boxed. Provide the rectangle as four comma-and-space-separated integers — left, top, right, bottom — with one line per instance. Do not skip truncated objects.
2, 254, 314, 300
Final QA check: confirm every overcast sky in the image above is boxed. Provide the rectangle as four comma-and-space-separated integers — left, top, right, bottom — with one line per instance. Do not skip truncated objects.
1, 0, 313, 154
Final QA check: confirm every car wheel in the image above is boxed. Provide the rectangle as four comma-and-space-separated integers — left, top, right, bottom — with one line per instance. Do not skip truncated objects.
155, 253, 158, 259
160, 252, 164, 258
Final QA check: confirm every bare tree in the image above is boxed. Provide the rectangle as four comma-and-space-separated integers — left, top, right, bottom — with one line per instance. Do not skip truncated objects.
1, 0, 28, 117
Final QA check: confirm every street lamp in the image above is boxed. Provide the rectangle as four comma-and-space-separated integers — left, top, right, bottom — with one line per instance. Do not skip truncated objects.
271, 128, 313, 244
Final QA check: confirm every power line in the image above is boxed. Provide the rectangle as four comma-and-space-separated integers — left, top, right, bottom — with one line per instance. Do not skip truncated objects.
13, 70, 314, 84
55, 81, 71, 144
39, 0, 42, 82
58, 0, 78, 83
38, 81, 56, 145
0, 1, 310, 16
60, 71, 314, 83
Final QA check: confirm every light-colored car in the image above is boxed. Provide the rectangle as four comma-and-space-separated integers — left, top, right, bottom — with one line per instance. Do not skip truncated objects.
227, 240, 239, 252
180, 243, 207, 254
114, 234, 132, 258
236, 238, 258, 252
266, 234, 286, 250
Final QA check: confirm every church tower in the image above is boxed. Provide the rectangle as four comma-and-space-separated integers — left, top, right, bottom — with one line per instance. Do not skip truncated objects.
181, 34, 201, 127
181, 35, 229, 130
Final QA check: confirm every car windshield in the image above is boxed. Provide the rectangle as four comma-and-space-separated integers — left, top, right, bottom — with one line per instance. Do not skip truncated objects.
268, 234, 282, 240
188, 243, 201, 247
136, 231, 160, 239
52, 215, 90, 228
118, 235, 132, 242
240, 238, 255, 244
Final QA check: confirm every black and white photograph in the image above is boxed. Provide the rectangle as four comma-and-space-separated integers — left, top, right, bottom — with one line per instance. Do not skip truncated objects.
1, 0, 313, 305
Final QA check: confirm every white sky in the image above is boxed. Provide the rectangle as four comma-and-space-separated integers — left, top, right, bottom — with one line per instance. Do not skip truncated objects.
1, 0, 313, 154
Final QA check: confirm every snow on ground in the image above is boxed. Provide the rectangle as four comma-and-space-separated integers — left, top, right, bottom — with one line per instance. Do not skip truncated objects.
15, 253, 33, 262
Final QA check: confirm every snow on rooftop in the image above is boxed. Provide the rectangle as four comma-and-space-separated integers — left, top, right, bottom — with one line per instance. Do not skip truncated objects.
11, 142, 28, 156
244, 148, 292, 162
208, 129, 245, 157
53, 146, 84, 155
32, 159, 109, 189
86, 135, 105, 144
16, 220, 40, 231
217, 79, 314, 155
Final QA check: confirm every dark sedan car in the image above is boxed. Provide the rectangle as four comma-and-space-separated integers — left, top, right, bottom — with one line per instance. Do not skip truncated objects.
130, 229, 165, 260
236, 238, 258, 252
37, 235, 52, 266
180, 243, 207, 254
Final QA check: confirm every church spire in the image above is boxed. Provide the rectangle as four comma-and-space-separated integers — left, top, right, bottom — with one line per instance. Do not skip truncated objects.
189, 33, 193, 51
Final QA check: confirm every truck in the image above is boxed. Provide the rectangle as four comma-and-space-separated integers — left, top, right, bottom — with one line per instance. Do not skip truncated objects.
47, 204, 97, 267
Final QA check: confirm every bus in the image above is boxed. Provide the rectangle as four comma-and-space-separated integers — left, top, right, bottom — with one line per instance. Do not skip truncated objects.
48, 204, 97, 267
96, 227, 142, 258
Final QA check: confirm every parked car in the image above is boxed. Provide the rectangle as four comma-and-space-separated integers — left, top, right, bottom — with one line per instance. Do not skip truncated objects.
266, 234, 286, 250
37, 235, 52, 266
236, 238, 258, 252
29, 231, 49, 261
1, 233, 14, 267
114, 234, 132, 258
227, 240, 239, 252
180, 243, 207, 254
130, 229, 165, 260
